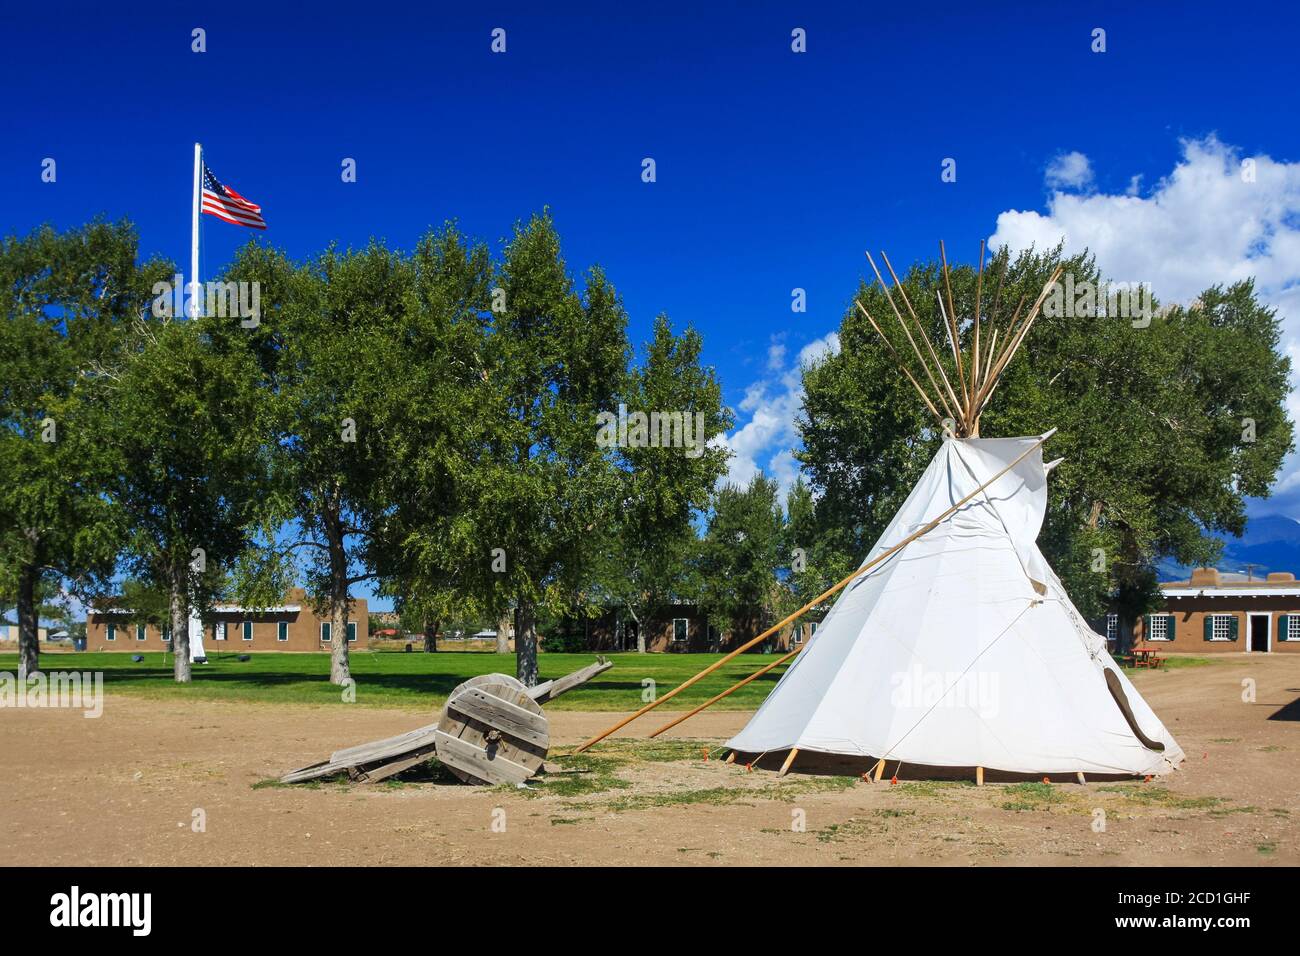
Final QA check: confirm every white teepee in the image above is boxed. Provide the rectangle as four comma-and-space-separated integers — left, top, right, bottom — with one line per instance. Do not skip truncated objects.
727, 433, 1184, 776
728, 243, 1183, 777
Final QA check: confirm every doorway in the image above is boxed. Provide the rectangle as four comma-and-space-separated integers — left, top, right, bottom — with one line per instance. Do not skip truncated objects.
1247, 613, 1270, 652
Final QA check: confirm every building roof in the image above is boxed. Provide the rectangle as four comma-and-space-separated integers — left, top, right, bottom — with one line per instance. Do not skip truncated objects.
1161, 566, 1300, 598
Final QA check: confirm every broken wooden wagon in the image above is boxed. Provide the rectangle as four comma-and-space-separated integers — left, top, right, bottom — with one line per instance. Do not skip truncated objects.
280, 657, 611, 786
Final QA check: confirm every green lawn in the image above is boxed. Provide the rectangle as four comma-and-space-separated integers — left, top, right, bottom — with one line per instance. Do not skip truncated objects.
0, 649, 792, 712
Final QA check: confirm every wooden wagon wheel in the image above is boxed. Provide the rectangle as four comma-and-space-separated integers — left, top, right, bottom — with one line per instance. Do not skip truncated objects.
434, 673, 550, 786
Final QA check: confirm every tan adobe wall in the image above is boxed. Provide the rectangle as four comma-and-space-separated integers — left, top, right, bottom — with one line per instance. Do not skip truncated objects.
1137, 595, 1300, 653
87, 589, 369, 652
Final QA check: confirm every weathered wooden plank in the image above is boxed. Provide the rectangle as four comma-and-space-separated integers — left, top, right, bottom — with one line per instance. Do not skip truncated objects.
528, 657, 612, 704
448, 688, 549, 747
330, 722, 440, 764
355, 744, 440, 784
432, 730, 536, 786
280, 758, 354, 784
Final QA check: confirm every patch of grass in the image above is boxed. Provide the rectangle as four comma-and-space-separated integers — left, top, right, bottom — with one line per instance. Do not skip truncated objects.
875, 807, 916, 818
1209, 737, 1241, 744
1099, 785, 1225, 811
549, 817, 586, 826
815, 818, 872, 843
1257, 842, 1277, 855
1000, 781, 1068, 812
1207, 805, 1259, 818
1111, 655, 1214, 672
603, 776, 856, 812
1258, 745, 1285, 753
0, 649, 800, 712
893, 780, 975, 798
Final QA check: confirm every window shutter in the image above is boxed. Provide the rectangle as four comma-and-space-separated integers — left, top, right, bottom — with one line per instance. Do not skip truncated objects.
1143, 614, 1153, 639
1229, 615, 1239, 641
1203, 616, 1213, 641
1166, 614, 1177, 640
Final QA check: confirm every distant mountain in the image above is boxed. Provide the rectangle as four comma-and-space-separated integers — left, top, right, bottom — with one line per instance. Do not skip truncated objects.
1158, 514, 1300, 581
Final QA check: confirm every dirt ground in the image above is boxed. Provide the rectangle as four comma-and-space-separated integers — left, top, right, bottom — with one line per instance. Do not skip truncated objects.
3, 654, 1296, 866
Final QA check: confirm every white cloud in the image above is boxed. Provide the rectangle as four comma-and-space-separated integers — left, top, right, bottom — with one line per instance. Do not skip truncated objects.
721, 332, 840, 499
1044, 151, 1094, 191
766, 339, 787, 371
991, 135, 1300, 511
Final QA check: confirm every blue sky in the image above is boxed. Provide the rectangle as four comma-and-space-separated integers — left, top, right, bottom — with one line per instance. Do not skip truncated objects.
6, 2, 1300, 607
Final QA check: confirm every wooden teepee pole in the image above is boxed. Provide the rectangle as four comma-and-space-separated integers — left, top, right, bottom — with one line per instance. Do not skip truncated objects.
648, 647, 800, 739
938, 241, 969, 418
856, 301, 944, 422
880, 251, 965, 424
974, 266, 1064, 414
572, 430, 1055, 753
972, 240, 986, 399
865, 253, 959, 423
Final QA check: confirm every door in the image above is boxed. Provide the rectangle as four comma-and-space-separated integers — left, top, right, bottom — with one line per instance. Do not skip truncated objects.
1248, 613, 1270, 652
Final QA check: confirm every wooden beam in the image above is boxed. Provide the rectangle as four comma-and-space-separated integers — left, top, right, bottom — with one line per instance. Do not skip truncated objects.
873, 758, 886, 782
976, 765, 984, 787
572, 430, 1057, 753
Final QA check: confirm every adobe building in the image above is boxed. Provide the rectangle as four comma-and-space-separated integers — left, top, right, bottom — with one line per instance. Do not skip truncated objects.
87, 587, 369, 652
1135, 567, 1300, 653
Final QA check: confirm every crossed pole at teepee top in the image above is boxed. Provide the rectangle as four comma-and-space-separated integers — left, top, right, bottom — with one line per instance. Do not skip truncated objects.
573, 428, 1057, 753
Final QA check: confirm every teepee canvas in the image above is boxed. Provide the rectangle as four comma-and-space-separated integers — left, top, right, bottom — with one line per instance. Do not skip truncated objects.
725, 244, 1183, 777
726, 433, 1184, 776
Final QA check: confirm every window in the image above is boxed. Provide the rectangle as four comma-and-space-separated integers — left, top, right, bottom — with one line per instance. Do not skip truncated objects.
136, 624, 146, 642
1281, 614, 1299, 642
1105, 614, 1118, 643
106, 623, 116, 642
1147, 615, 1171, 641
672, 618, 688, 643
277, 621, 288, 642
808, 621, 818, 641
347, 622, 357, 643
320, 622, 332, 643
213, 622, 226, 642
1208, 614, 1236, 642
242, 620, 253, 642
793, 625, 803, 645
162, 625, 171, 643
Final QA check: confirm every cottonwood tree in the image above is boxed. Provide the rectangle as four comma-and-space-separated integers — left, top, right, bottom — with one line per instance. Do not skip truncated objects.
800, 245, 1293, 647
103, 316, 268, 681
598, 315, 732, 651
224, 241, 409, 685
475, 213, 628, 684
0, 221, 168, 677
698, 474, 786, 645
368, 225, 497, 656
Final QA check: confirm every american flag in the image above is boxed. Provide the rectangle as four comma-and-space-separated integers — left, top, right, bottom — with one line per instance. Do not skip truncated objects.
201, 162, 267, 229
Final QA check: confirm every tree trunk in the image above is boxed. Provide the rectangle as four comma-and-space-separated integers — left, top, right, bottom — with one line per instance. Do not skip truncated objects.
170, 563, 192, 684
516, 598, 538, 686
328, 594, 350, 684
630, 606, 646, 654
16, 559, 39, 680
324, 509, 351, 685
495, 609, 511, 655
423, 619, 439, 653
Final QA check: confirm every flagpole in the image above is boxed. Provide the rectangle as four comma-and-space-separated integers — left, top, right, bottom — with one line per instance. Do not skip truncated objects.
190, 143, 202, 317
